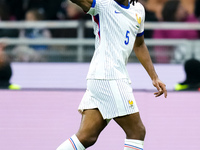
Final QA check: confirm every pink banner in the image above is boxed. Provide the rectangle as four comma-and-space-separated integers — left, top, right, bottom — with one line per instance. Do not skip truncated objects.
10, 63, 185, 90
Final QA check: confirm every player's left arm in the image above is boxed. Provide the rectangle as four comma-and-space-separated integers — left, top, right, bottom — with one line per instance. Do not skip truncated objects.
133, 35, 167, 98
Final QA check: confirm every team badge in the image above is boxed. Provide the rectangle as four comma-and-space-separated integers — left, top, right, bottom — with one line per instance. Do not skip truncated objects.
128, 100, 134, 107
136, 14, 141, 24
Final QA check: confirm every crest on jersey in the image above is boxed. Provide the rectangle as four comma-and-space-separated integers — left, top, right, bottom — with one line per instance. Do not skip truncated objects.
136, 14, 141, 24
128, 100, 134, 107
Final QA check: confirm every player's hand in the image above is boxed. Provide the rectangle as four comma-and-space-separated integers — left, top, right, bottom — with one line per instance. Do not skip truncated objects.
152, 78, 167, 98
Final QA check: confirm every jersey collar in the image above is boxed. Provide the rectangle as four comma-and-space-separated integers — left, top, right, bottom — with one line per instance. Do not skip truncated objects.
114, 0, 130, 9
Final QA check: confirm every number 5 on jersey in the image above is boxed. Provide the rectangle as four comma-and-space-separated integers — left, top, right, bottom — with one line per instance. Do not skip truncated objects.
124, 30, 130, 45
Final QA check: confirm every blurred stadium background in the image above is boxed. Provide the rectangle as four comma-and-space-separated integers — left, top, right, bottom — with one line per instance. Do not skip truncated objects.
0, 0, 200, 150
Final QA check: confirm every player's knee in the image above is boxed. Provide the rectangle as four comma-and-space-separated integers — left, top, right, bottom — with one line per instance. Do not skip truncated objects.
78, 134, 98, 148
86, 136, 98, 147
135, 123, 146, 140
139, 124, 146, 139
126, 123, 146, 140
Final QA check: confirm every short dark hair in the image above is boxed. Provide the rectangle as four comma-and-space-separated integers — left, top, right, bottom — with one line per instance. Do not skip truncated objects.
162, 0, 180, 22
130, 0, 138, 5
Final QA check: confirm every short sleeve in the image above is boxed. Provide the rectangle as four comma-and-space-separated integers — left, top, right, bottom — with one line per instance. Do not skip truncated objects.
137, 4, 145, 37
87, 0, 109, 16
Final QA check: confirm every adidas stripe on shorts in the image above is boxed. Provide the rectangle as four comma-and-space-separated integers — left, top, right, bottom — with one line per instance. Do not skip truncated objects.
78, 79, 139, 119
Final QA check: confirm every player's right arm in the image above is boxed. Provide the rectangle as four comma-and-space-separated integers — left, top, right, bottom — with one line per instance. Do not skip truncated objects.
70, 0, 93, 12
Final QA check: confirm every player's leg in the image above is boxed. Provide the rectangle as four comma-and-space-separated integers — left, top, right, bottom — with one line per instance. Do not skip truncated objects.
76, 109, 108, 147
56, 109, 107, 150
114, 112, 146, 150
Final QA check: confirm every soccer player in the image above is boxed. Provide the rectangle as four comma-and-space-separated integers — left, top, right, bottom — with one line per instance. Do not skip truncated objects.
56, 0, 167, 149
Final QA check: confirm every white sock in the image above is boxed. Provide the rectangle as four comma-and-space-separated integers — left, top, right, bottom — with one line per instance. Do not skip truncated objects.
56, 134, 85, 150
124, 139, 144, 150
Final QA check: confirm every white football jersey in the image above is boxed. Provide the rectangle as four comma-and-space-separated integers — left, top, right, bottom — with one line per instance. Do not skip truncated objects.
86, 0, 145, 82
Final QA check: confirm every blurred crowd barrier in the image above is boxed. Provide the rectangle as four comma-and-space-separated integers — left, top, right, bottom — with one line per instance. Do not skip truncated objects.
0, 21, 199, 63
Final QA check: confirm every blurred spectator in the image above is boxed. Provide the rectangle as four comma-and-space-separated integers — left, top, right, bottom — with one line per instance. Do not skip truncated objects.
195, 0, 200, 19
19, 9, 51, 50
0, 43, 20, 89
26, 0, 64, 20
142, 0, 168, 21
139, 0, 158, 38
154, 0, 199, 38
4, 0, 24, 20
65, 0, 85, 20
0, 44, 11, 89
51, 0, 88, 38
0, 2, 19, 37
175, 59, 200, 91
11, 46, 43, 62
5, 0, 64, 20
194, 0, 200, 37
44, 0, 66, 20
153, 0, 199, 63
0, 2, 10, 20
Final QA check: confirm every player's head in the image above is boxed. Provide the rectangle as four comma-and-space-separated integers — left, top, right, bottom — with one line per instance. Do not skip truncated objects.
130, 0, 138, 5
